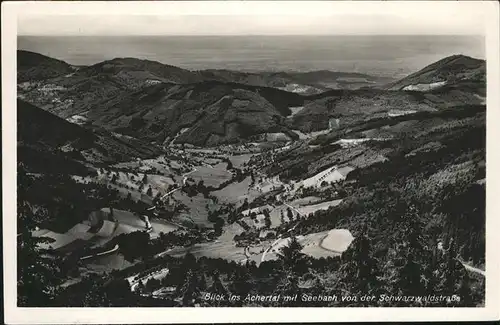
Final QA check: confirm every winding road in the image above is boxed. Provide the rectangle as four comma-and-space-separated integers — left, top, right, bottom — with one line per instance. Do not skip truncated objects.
80, 244, 120, 261
159, 168, 197, 200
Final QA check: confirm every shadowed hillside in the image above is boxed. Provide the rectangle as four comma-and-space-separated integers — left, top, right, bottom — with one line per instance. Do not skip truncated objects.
17, 99, 162, 174
18, 50, 75, 82
85, 81, 304, 146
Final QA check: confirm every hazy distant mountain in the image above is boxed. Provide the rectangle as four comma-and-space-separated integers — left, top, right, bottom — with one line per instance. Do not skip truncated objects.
17, 51, 486, 145
198, 69, 392, 94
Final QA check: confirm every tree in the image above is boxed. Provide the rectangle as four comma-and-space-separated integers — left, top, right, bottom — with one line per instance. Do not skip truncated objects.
398, 252, 423, 297
279, 236, 306, 272
264, 216, 272, 229
177, 270, 200, 306
457, 272, 472, 307
226, 159, 233, 170
111, 173, 118, 184
241, 198, 249, 212
342, 230, 382, 298
441, 239, 465, 297
286, 207, 294, 222
273, 274, 301, 307
395, 206, 427, 299
117, 231, 151, 262
198, 272, 207, 291
17, 231, 63, 306
17, 166, 63, 306
104, 279, 134, 307
142, 173, 148, 184
229, 269, 252, 304
145, 278, 161, 292
208, 271, 228, 306
213, 217, 225, 236
146, 186, 153, 196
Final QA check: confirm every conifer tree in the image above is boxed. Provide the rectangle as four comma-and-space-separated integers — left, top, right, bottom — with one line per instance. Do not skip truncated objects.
458, 272, 472, 307
286, 207, 294, 222
179, 270, 200, 306
17, 166, 62, 306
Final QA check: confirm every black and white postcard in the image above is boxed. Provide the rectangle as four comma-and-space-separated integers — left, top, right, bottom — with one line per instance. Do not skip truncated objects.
2, 1, 500, 323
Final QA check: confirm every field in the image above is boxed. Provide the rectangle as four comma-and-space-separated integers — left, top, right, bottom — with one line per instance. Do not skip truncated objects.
242, 199, 343, 229
228, 154, 254, 168
212, 176, 262, 207
296, 199, 343, 216
171, 192, 216, 227
103, 208, 178, 238
292, 129, 331, 140
289, 106, 304, 116
289, 196, 322, 206
188, 165, 232, 187
113, 156, 173, 176
81, 252, 137, 276
241, 214, 268, 230
32, 229, 79, 250
263, 228, 354, 261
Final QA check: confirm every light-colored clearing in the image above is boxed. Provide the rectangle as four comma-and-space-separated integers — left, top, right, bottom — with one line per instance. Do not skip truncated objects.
289, 106, 304, 116
297, 199, 343, 216
212, 176, 261, 207
402, 81, 446, 91
265, 228, 354, 260
188, 165, 232, 187
292, 129, 331, 140
228, 154, 255, 168
289, 196, 322, 207
301, 166, 353, 188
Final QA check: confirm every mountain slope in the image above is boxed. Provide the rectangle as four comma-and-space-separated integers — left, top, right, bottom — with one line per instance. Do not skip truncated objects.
17, 50, 75, 82
17, 52, 486, 145
18, 99, 162, 174
84, 81, 304, 146
291, 55, 486, 132
385, 55, 485, 91
199, 69, 392, 94
75, 57, 203, 85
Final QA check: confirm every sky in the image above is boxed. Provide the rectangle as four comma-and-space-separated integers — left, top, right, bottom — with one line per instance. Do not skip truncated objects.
16, 2, 487, 36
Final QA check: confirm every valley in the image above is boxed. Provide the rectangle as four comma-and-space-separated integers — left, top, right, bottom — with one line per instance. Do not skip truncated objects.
17, 50, 486, 307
